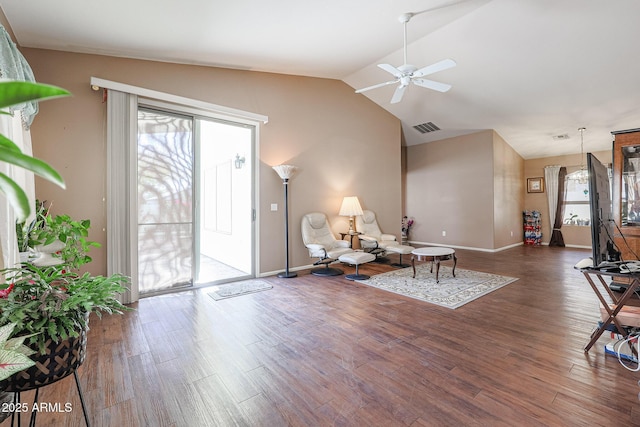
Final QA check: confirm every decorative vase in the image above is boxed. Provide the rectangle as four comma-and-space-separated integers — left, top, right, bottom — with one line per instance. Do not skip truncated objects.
32, 240, 65, 267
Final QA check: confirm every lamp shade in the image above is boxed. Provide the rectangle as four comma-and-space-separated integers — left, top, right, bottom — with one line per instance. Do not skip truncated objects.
272, 164, 298, 180
339, 196, 363, 217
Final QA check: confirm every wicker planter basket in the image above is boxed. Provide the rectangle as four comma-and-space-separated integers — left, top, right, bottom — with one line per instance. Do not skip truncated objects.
0, 326, 87, 392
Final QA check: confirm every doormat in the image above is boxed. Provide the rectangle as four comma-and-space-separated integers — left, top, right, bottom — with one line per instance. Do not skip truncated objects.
208, 279, 273, 301
355, 265, 517, 309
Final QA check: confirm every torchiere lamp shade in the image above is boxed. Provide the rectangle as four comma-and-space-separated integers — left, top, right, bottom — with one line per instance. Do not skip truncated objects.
272, 164, 298, 180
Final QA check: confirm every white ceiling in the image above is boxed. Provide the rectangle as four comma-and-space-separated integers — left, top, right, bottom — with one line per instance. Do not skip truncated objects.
1, 0, 639, 159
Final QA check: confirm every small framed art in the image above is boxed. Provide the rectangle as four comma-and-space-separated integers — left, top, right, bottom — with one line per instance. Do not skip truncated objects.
527, 177, 544, 193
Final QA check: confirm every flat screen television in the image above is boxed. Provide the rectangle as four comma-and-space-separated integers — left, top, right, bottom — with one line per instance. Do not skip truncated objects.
587, 152, 619, 267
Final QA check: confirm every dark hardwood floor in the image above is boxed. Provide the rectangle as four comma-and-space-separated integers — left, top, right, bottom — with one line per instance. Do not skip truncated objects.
3, 246, 640, 426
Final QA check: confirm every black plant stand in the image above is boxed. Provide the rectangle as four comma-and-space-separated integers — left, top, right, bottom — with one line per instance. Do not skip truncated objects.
10, 370, 90, 427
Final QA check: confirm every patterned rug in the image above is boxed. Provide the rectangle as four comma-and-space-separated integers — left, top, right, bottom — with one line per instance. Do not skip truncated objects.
355, 264, 518, 309
208, 279, 272, 301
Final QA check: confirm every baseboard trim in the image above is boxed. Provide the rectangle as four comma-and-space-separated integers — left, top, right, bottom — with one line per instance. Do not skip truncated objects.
260, 263, 317, 278
407, 240, 524, 253
564, 244, 591, 249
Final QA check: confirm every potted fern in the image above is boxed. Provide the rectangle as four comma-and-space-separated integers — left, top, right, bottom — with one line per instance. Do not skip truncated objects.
0, 200, 129, 394
0, 264, 129, 353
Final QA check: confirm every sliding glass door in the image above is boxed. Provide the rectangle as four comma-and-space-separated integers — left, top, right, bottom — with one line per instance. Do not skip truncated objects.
136, 106, 255, 295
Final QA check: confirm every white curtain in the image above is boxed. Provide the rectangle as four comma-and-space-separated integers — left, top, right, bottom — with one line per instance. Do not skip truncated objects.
544, 165, 561, 241
0, 26, 38, 127
106, 90, 139, 303
0, 113, 35, 269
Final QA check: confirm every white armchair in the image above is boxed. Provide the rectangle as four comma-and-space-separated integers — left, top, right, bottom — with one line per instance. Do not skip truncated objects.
301, 212, 353, 276
356, 210, 399, 259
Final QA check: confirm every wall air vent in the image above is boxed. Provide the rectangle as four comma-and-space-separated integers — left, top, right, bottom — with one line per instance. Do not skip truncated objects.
552, 134, 570, 140
413, 122, 440, 134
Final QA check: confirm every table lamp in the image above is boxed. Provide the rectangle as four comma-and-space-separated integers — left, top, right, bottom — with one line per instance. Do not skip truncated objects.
339, 196, 363, 234
273, 164, 298, 278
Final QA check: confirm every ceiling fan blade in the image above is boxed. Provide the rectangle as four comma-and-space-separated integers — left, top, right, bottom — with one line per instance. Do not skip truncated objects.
378, 63, 402, 77
390, 84, 407, 104
412, 59, 456, 78
413, 78, 452, 93
355, 79, 398, 94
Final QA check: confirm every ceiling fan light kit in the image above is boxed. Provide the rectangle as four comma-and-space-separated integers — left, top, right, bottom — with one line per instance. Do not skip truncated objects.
356, 12, 456, 104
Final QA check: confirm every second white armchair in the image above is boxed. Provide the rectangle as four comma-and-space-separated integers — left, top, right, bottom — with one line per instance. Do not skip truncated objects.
356, 210, 399, 259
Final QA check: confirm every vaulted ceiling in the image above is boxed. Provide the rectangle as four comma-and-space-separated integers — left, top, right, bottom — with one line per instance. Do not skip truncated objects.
1, 0, 639, 159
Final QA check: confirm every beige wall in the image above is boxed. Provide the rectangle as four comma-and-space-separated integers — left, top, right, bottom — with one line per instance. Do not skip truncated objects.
406, 128, 609, 250
405, 130, 524, 251
524, 149, 611, 247
22, 48, 402, 276
493, 131, 525, 248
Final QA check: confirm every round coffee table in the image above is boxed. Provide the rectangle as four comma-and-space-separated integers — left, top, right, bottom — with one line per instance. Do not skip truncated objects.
411, 247, 457, 283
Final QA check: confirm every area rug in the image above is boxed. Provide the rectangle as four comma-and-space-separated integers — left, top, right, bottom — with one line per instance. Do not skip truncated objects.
355, 265, 518, 309
207, 279, 272, 301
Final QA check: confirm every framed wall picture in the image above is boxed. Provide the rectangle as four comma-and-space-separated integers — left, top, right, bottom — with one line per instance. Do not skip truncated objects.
527, 177, 544, 193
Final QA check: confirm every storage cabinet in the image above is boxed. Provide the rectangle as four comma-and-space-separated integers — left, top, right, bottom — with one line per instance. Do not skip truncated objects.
612, 128, 640, 261
523, 210, 542, 245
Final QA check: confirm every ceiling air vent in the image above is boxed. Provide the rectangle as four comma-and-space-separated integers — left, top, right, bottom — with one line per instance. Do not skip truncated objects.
413, 122, 440, 134
552, 134, 570, 141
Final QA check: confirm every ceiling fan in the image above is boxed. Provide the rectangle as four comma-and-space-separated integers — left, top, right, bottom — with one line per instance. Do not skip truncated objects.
355, 12, 457, 104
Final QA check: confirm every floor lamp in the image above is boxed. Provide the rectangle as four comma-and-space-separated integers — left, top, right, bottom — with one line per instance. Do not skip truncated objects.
273, 164, 298, 278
